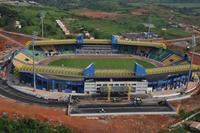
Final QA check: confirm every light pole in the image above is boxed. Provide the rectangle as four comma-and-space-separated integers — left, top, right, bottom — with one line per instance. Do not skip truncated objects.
147, 15, 152, 39
184, 34, 196, 93
40, 12, 45, 39
32, 32, 38, 90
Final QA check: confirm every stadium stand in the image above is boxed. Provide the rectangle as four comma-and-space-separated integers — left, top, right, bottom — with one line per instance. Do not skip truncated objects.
146, 64, 200, 75
12, 59, 25, 69
118, 40, 166, 49
84, 39, 111, 44
162, 54, 183, 66
20, 47, 46, 61
55, 45, 75, 54
11, 38, 199, 94
26, 39, 166, 49
14, 60, 200, 78
41, 46, 57, 53
179, 61, 190, 65
136, 46, 151, 57
95, 69, 134, 77
14, 53, 34, 64
118, 45, 137, 54
148, 48, 172, 62
15, 63, 82, 76
77, 45, 113, 54
26, 39, 77, 46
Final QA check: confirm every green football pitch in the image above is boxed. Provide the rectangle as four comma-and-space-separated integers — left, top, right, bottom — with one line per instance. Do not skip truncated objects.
48, 58, 155, 69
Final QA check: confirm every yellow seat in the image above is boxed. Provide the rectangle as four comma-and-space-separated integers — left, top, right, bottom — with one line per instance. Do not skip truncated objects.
162, 54, 182, 65
14, 53, 35, 64
41, 46, 57, 53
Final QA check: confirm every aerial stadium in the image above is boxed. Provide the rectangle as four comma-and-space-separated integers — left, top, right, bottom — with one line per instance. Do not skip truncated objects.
8, 35, 200, 98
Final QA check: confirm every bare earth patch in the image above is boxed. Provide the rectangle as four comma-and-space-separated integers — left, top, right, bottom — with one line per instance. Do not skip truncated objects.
78, 11, 121, 19
171, 86, 200, 112
0, 96, 176, 133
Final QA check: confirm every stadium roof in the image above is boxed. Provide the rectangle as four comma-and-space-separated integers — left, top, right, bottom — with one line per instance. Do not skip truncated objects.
26, 39, 166, 49
13, 59, 200, 78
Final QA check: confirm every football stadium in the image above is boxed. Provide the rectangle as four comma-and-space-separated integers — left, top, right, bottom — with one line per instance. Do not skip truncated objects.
10, 35, 200, 97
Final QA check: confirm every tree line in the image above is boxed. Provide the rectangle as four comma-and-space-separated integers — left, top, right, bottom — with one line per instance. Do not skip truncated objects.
31, 0, 200, 11
0, 115, 73, 133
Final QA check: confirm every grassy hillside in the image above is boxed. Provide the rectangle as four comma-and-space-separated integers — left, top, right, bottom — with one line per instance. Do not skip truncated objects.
0, 5, 70, 39
68, 5, 192, 39
0, 3, 198, 39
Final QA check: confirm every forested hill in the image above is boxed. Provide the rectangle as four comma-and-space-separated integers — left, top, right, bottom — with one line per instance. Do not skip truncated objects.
30, 0, 200, 11
135, 0, 200, 2
33, 0, 200, 6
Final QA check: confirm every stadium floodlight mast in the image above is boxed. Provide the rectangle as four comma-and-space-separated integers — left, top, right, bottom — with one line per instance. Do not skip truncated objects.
184, 34, 196, 93
32, 31, 38, 90
147, 15, 152, 39
40, 12, 46, 39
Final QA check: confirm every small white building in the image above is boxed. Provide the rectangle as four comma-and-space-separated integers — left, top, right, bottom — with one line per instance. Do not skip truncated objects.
15, 21, 22, 29
84, 81, 151, 95
56, 19, 70, 35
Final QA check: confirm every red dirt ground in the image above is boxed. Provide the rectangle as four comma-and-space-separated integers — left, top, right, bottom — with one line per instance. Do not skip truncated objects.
0, 40, 6, 51
0, 97, 176, 133
0, 38, 19, 52
0, 30, 32, 45
1, 89, 199, 133
190, 52, 200, 65
174, 97, 200, 113
131, 8, 148, 16
78, 12, 120, 19
0, 82, 198, 133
